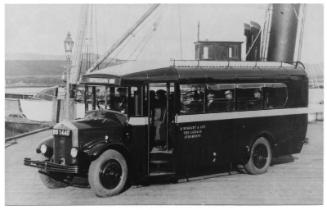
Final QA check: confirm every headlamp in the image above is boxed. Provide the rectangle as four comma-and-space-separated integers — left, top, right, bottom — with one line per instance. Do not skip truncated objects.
40, 144, 48, 154
70, 148, 78, 158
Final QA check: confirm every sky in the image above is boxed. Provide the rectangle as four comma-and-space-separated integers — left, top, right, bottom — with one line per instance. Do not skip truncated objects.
5, 4, 324, 64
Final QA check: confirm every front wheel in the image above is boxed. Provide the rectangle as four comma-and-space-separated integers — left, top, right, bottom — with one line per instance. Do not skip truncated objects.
88, 150, 128, 197
38, 156, 68, 188
244, 137, 272, 175
39, 171, 68, 188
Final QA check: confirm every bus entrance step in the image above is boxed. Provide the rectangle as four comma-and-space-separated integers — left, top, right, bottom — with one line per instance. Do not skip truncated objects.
149, 171, 176, 177
150, 160, 170, 165
150, 147, 173, 154
150, 148, 174, 160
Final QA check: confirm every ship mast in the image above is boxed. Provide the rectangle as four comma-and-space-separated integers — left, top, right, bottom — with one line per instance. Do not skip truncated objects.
86, 4, 160, 74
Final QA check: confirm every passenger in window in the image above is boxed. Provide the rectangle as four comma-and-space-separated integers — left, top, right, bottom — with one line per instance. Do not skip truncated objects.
224, 90, 234, 111
180, 85, 205, 114
207, 92, 215, 107
148, 90, 157, 149
206, 92, 217, 112
155, 90, 167, 119
96, 89, 105, 110
249, 89, 262, 110
225, 90, 233, 100
254, 89, 261, 99
154, 90, 166, 146
149, 90, 156, 114
206, 89, 233, 113
181, 91, 193, 114
189, 89, 204, 114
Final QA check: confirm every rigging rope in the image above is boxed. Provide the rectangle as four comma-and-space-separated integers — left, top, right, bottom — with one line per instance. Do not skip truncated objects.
134, 31, 155, 60
94, 6, 99, 60
263, 4, 273, 61
87, 4, 160, 73
245, 29, 262, 58
105, 5, 159, 65
296, 4, 305, 61
124, 6, 163, 60
127, 29, 153, 60
178, 5, 183, 59
133, 9, 164, 60
104, 25, 140, 66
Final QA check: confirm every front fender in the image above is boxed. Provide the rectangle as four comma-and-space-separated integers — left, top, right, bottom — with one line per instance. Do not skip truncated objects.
83, 140, 129, 162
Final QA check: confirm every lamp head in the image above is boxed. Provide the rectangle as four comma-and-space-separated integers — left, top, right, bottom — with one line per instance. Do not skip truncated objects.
64, 32, 74, 58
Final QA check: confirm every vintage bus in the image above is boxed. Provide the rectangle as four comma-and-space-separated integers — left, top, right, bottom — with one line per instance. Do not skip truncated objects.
24, 60, 308, 197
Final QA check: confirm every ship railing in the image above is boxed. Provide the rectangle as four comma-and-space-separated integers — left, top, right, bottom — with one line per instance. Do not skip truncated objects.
170, 59, 305, 70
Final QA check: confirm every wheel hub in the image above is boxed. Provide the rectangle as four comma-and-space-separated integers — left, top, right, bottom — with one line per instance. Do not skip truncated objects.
253, 144, 268, 169
99, 159, 122, 189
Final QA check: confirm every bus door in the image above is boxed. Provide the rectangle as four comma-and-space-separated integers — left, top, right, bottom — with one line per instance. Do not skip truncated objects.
147, 83, 176, 176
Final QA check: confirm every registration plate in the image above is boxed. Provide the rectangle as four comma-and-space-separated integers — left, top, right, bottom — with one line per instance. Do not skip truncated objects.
53, 129, 71, 136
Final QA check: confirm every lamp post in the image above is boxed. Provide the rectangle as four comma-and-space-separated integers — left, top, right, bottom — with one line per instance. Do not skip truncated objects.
64, 32, 74, 120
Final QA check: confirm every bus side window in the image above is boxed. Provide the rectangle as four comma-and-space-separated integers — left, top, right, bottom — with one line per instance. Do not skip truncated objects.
180, 84, 205, 115
236, 87, 263, 111
129, 86, 144, 116
264, 85, 288, 109
96, 86, 106, 109
206, 84, 234, 113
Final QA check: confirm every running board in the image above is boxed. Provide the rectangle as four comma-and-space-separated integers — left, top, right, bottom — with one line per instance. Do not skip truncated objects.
149, 172, 176, 177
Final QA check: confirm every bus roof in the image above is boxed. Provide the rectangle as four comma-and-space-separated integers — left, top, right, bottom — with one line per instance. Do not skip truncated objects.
82, 60, 307, 86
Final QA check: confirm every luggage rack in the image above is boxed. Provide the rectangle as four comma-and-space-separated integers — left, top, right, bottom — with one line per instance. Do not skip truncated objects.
170, 59, 305, 70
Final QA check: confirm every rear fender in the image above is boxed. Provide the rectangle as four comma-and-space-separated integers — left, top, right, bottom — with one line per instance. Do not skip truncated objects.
239, 131, 276, 164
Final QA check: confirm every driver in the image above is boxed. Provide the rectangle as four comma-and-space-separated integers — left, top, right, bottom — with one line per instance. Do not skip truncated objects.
115, 88, 127, 113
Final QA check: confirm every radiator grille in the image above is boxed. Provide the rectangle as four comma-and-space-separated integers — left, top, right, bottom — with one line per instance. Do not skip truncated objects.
53, 135, 73, 165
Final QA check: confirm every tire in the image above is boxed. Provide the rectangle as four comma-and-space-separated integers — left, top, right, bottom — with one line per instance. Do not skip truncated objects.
88, 149, 128, 197
244, 137, 272, 175
39, 171, 68, 189
38, 156, 68, 188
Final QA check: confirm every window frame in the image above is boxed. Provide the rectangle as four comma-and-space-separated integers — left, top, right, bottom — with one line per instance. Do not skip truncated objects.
263, 83, 288, 109
206, 83, 236, 113
175, 82, 290, 115
179, 83, 206, 115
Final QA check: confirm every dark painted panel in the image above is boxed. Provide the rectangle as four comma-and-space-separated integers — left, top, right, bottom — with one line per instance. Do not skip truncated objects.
175, 119, 234, 177
175, 113, 307, 177
129, 125, 148, 182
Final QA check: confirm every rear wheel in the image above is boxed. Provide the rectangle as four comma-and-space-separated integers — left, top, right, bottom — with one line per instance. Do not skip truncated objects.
88, 150, 128, 197
244, 137, 272, 174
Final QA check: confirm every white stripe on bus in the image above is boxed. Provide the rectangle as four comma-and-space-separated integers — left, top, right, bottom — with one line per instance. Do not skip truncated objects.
128, 107, 308, 125
175, 107, 308, 123
128, 117, 149, 125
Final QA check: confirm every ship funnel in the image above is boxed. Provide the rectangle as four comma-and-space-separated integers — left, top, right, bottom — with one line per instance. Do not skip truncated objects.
267, 4, 300, 63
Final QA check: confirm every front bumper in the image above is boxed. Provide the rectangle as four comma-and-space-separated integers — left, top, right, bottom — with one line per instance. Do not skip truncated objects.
24, 158, 78, 174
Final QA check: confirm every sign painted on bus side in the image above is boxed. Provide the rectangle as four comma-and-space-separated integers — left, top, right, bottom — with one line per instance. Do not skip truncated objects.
180, 124, 206, 139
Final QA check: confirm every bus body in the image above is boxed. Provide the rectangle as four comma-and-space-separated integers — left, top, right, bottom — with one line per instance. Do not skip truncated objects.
24, 60, 308, 197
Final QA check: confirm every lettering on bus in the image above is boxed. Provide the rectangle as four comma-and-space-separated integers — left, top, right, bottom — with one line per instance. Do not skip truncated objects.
180, 125, 206, 139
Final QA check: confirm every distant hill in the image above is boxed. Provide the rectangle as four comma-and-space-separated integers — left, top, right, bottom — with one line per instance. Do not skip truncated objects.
6, 60, 66, 77
6, 53, 65, 61
5, 53, 128, 87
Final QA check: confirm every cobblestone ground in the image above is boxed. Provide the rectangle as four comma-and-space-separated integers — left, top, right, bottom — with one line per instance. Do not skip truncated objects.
5, 122, 323, 205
